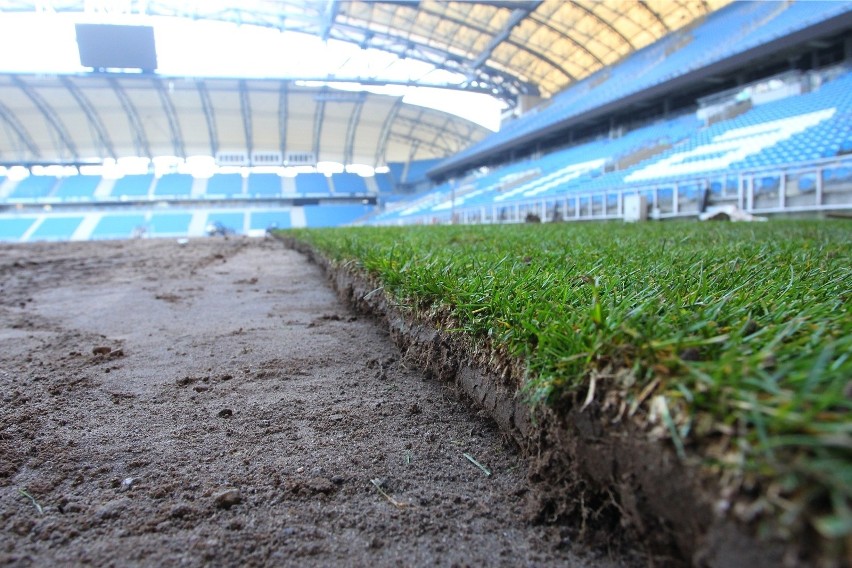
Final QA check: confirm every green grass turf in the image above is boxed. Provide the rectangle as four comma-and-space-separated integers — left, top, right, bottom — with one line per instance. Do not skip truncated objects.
285, 220, 851, 547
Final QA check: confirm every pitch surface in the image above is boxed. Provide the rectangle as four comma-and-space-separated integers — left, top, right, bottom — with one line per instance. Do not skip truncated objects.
0, 237, 630, 567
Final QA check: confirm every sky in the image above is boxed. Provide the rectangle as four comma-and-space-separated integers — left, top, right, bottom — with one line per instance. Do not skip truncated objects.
0, 12, 505, 132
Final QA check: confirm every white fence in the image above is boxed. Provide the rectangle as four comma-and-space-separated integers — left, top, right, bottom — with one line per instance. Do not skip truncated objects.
379, 156, 852, 225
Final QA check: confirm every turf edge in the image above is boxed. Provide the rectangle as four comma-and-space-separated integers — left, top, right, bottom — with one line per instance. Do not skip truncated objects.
277, 233, 803, 567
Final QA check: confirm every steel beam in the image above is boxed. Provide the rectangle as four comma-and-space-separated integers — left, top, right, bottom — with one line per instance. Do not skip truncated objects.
312, 87, 326, 162
12, 74, 78, 159
416, 3, 571, 84
239, 80, 253, 159
639, 1, 669, 32
278, 81, 289, 157
153, 78, 186, 158
528, 13, 606, 67
196, 80, 219, 157
108, 77, 151, 158
392, 114, 474, 154
320, 0, 339, 41
388, 130, 456, 158
573, 2, 634, 50
60, 75, 116, 160
470, 5, 538, 70
343, 93, 365, 165
328, 21, 531, 101
375, 98, 403, 166
4, 2, 536, 103
428, 115, 461, 155
0, 99, 40, 159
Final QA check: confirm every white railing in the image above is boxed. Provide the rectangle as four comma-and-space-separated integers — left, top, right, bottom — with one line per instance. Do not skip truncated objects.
375, 156, 852, 225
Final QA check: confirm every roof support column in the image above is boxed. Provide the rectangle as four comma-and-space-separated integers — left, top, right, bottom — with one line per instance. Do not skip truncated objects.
469, 3, 541, 72
343, 93, 365, 166
60, 75, 116, 160
278, 81, 289, 158
239, 80, 253, 161
0, 100, 40, 160
320, 0, 339, 41
375, 98, 402, 167
12, 75, 78, 160
154, 78, 186, 158
312, 87, 327, 162
108, 77, 151, 159
639, 1, 669, 32
196, 81, 219, 157
573, 3, 634, 49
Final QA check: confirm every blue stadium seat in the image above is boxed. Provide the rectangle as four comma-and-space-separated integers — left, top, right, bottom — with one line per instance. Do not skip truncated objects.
112, 174, 153, 198
91, 214, 148, 239
402, 159, 442, 184
758, 176, 780, 193
387, 163, 406, 186
206, 174, 244, 197
332, 173, 368, 195
0, 217, 37, 241
148, 213, 193, 235
799, 175, 816, 192
249, 210, 291, 230
610, 71, 852, 188
374, 173, 396, 194
154, 174, 193, 198
247, 174, 282, 197
54, 176, 100, 201
371, 68, 852, 223
30, 216, 85, 240
206, 212, 245, 233
303, 204, 374, 227
826, 166, 851, 183
294, 173, 330, 194
9, 176, 58, 200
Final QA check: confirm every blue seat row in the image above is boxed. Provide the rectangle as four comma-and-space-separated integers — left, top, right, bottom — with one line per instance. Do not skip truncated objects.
0, 203, 376, 242
371, 69, 852, 223
1, 171, 389, 204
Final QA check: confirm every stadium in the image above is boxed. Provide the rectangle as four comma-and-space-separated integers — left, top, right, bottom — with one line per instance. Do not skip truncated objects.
0, 1, 850, 566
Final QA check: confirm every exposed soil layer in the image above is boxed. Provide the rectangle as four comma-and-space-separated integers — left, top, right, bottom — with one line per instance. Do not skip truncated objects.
282, 237, 794, 568
0, 237, 634, 567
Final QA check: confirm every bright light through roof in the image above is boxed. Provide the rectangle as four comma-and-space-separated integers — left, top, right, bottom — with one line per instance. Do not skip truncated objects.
0, 12, 503, 131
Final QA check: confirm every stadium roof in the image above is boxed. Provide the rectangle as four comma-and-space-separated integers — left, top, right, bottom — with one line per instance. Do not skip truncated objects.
324, 0, 732, 99
0, 73, 489, 167
0, 0, 733, 168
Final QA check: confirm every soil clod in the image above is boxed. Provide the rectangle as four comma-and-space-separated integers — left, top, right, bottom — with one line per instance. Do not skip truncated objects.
213, 489, 242, 509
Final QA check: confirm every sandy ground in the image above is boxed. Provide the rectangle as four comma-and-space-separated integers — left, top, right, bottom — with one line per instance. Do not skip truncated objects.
0, 237, 632, 567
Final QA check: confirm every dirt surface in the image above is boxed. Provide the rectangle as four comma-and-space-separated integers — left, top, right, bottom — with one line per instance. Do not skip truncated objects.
291, 240, 795, 568
0, 237, 633, 567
